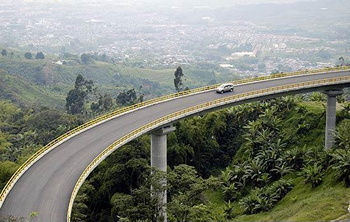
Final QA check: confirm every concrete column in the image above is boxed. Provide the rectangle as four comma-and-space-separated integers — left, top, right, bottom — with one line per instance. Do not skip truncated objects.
151, 125, 176, 222
323, 90, 343, 150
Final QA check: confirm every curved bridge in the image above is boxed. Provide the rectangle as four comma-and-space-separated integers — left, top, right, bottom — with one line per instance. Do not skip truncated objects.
0, 67, 350, 221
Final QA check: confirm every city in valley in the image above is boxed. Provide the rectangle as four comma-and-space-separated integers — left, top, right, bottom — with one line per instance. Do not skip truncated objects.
1, 0, 349, 79
0, 1, 350, 222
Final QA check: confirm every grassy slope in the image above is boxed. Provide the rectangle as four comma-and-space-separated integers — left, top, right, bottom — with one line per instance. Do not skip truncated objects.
206, 101, 350, 221
0, 57, 172, 107
206, 175, 349, 221
0, 55, 235, 109
0, 72, 65, 107
119, 66, 175, 86
233, 175, 349, 221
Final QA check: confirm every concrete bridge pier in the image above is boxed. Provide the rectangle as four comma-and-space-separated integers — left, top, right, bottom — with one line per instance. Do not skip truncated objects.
323, 89, 344, 150
151, 125, 176, 222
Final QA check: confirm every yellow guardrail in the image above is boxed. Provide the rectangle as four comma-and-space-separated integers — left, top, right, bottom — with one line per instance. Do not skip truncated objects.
67, 75, 350, 221
0, 65, 349, 211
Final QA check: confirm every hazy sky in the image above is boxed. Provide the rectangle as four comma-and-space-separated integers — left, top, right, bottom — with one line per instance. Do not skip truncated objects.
20, 0, 316, 5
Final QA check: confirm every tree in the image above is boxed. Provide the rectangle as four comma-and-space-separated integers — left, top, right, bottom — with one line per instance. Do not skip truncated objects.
330, 149, 350, 186
271, 162, 293, 178
174, 66, 184, 92
334, 120, 350, 150
310, 92, 326, 102
91, 94, 114, 113
24, 52, 32, 59
168, 133, 194, 168
81, 53, 92, 65
101, 53, 107, 62
0, 161, 19, 189
35, 52, 45, 60
72, 181, 96, 221
1, 49, 7, 56
0, 131, 12, 154
301, 163, 324, 188
109, 169, 167, 222
65, 74, 94, 114
116, 89, 143, 106
168, 165, 208, 222
339, 57, 345, 66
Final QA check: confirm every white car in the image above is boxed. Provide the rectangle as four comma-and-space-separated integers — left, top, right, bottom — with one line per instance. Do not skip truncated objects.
216, 83, 234, 94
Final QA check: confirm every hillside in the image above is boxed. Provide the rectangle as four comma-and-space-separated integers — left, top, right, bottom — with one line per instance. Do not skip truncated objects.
71, 97, 350, 221
0, 56, 168, 107
0, 54, 228, 108
205, 100, 350, 221
0, 69, 64, 108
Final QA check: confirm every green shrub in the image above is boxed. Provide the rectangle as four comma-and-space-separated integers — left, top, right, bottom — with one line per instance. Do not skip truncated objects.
222, 183, 241, 201
334, 119, 350, 150
301, 163, 324, 187
283, 146, 307, 170
330, 149, 350, 187
240, 179, 293, 214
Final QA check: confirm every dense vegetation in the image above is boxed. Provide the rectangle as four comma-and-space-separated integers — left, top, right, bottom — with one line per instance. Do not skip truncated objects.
0, 100, 85, 190
0, 49, 349, 221
0, 91, 349, 221
70, 95, 350, 221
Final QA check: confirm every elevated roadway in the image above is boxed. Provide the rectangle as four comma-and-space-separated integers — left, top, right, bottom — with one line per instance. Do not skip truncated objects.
0, 68, 350, 221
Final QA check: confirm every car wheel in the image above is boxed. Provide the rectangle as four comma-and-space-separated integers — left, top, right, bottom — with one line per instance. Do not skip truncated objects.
230, 88, 233, 92
221, 90, 224, 94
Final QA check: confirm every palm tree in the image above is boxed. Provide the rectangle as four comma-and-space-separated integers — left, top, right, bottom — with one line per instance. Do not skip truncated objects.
246, 158, 265, 186
301, 163, 324, 188
256, 129, 275, 150
233, 163, 250, 186
305, 146, 326, 165
310, 92, 326, 102
223, 201, 235, 220
220, 168, 233, 187
259, 107, 277, 121
240, 188, 262, 214
257, 173, 271, 187
204, 112, 226, 135
330, 149, 350, 186
281, 96, 296, 112
284, 146, 307, 170
342, 103, 350, 113
257, 147, 282, 173
243, 120, 263, 150
270, 139, 286, 150
269, 179, 293, 197
222, 183, 240, 201
0, 131, 12, 154
340, 103, 350, 118
2, 146, 22, 162
334, 120, 350, 150
168, 144, 194, 168
272, 162, 294, 178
